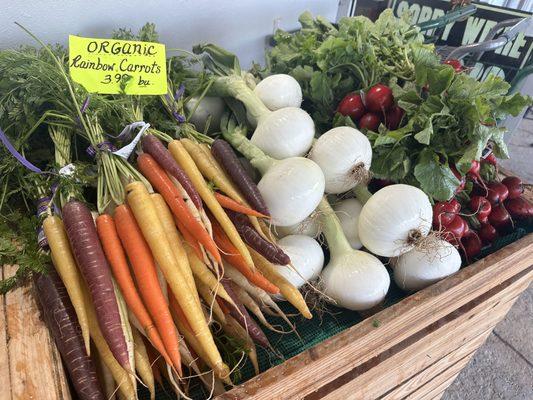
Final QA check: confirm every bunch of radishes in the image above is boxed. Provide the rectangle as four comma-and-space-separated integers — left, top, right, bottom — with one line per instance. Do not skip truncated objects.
336, 83, 404, 131
433, 156, 532, 259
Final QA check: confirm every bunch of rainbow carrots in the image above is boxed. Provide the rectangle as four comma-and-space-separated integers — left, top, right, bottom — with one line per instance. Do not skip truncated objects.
0, 28, 311, 400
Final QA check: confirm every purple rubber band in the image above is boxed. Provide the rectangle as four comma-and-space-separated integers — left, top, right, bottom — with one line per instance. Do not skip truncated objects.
86, 141, 117, 157
81, 96, 90, 113
0, 127, 42, 173
172, 110, 186, 123
174, 84, 185, 101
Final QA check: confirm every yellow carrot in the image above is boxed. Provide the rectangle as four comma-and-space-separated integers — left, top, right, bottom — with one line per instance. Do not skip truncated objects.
185, 139, 243, 201
150, 193, 201, 307
183, 241, 234, 306
125, 181, 229, 379
249, 247, 312, 319
168, 293, 213, 372
196, 280, 226, 325
44, 215, 91, 355
132, 327, 155, 400
82, 285, 136, 399
169, 140, 254, 270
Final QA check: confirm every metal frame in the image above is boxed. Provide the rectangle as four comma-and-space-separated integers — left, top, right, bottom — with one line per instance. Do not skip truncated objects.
445, 17, 532, 62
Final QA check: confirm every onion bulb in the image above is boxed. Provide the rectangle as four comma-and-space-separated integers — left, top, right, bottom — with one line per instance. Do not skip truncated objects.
254, 74, 302, 111
309, 127, 372, 194
333, 198, 363, 249
393, 239, 461, 291
274, 235, 324, 291
358, 184, 432, 257
251, 107, 315, 159
274, 213, 321, 238
319, 198, 390, 311
222, 116, 324, 227
258, 157, 325, 226
185, 96, 225, 134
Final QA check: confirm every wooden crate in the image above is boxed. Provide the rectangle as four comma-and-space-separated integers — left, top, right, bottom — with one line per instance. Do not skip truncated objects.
1, 186, 532, 400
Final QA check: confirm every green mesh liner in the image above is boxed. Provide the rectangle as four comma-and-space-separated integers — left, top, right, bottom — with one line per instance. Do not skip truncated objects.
138, 222, 532, 400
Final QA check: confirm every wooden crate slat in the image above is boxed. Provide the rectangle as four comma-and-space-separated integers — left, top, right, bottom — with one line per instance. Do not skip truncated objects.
319, 268, 530, 400
3, 265, 71, 400
0, 266, 12, 400
380, 329, 490, 400
410, 354, 476, 400
220, 237, 533, 400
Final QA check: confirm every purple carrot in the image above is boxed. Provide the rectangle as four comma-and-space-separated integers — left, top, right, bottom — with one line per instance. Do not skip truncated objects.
35, 270, 105, 400
226, 209, 290, 265
62, 200, 130, 370
141, 135, 202, 209
221, 278, 270, 348
211, 139, 269, 216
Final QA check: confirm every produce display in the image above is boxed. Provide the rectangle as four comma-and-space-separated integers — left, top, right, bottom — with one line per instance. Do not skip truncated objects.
0, 10, 531, 400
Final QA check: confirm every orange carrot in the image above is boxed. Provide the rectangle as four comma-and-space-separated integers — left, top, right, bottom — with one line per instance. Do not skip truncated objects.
96, 214, 170, 367
114, 204, 182, 375
214, 192, 269, 218
175, 218, 204, 261
137, 153, 221, 264
216, 297, 230, 315
211, 220, 280, 294
167, 290, 193, 334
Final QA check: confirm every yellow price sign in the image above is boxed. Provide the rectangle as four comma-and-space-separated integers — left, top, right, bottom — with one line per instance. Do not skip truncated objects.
69, 35, 167, 95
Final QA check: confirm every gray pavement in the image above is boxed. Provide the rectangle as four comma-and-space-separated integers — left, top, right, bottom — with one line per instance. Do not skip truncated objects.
443, 114, 533, 399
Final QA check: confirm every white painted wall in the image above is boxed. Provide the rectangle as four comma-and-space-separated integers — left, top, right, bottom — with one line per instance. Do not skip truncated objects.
0, 0, 338, 68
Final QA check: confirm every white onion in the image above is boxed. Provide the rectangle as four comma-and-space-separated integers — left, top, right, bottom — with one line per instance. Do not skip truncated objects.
358, 184, 432, 257
185, 96, 225, 134
258, 157, 325, 226
309, 127, 372, 194
333, 198, 363, 249
253, 74, 303, 111
393, 239, 461, 291
251, 107, 315, 159
318, 198, 390, 311
274, 213, 321, 238
274, 235, 324, 291
322, 250, 390, 311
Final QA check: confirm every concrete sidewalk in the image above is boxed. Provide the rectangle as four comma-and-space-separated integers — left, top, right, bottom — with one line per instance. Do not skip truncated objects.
443, 114, 533, 399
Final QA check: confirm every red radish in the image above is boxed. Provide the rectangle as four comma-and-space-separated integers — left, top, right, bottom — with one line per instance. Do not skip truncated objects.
483, 153, 497, 166
442, 215, 466, 246
461, 231, 482, 259
358, 112, 381, 131
443, 59, 463, 72
337, 93, 365, 120
501, 176, 523, 199
62, 200, 130, 370
469, 196, 491, 223
35, 271, 105, 400
449, 198, 461, 213
505, 197, 533, 222
467, 160, 481, 180
478, 223, 498, 245
488, 204, 513, 233
486, 182, 509, 205
365, 84, 393, 112
369, 178, 394, 193
433, 200, 460, 228
384, 105, 405, 130
450, 165, 465, 193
